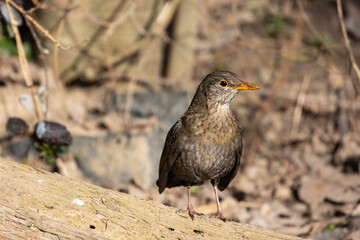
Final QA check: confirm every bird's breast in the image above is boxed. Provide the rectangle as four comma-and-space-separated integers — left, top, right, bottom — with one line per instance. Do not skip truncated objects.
184, 109, 240, 143
172, 110, 241, 183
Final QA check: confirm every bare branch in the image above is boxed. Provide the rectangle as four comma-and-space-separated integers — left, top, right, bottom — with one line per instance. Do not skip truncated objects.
8, 0, 88, 50
336, 0, 360, 94
5, 0, 43, 121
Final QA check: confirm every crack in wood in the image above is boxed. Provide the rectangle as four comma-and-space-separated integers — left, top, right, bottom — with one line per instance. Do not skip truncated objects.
36, 226, 61, 240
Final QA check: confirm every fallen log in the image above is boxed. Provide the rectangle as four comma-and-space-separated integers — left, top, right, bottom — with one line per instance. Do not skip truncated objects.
0, 157, 303, 239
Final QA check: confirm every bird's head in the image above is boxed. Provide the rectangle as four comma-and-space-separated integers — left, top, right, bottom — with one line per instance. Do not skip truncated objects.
198, 71, 259, 106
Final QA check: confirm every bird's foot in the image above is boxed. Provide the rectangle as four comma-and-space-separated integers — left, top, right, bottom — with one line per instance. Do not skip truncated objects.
176, 205, 205, 221
211, 211, 228, 222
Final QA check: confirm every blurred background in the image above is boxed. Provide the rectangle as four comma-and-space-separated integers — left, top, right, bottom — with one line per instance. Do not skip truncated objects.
0, 0, 360, 239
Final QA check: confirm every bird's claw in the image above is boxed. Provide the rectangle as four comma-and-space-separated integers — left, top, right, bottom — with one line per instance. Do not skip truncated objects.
211, 211, 228, 222
176, 208, 205, 221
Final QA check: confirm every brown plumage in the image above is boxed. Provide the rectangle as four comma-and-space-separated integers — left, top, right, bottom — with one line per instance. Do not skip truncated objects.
156, 71, 259, 221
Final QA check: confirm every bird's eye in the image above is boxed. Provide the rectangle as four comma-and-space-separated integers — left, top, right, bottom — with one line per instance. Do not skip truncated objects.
219, 80, 228, 87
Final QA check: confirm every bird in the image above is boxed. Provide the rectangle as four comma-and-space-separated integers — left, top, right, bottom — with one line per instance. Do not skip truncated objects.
156, 70, 259, 221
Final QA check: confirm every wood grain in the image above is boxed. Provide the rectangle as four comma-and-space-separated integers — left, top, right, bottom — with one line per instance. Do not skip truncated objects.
0, 157, 304, 239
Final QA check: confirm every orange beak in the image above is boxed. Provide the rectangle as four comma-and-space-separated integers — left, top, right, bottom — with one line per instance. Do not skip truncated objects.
232, 82, 259, 90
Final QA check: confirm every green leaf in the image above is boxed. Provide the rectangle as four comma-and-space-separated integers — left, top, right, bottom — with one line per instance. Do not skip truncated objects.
323, 224, 335, 232
322, 33, 332, 48
0, 34, 18, 56
0, 34, 34, 60
304, 33, 332, 49
190, 185, 201, 195
266, 14, 285, 36
34, 142, 68, 166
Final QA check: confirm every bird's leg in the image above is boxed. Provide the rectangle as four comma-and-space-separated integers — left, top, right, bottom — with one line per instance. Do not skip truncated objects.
212, 185, 227, 221
186, 186, 197, 220
176, 186, 204, 220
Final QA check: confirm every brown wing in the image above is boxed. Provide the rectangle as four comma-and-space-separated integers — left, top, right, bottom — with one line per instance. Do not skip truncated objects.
217, 137, 242, 191
156, 119, 182, 193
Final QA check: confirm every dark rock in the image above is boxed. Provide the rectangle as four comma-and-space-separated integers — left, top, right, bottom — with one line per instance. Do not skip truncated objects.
4, 137, 33, 160
35, 121, 72, 146
6, 117, 29, 137
0, 1, 23, 26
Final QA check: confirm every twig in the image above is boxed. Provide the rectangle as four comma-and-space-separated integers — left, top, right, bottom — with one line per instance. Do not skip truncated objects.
98, 72, 175, 89
24, 17, 49, 119
109, 0, 181, 68
296, 0, 337, 56
123, 0, 181, 122
8, 0, 88, 50
103, 0, 138, 39
26, 1, 45, 14
231, 0, 242, 39
101, 0, 140, 113
244, 11, 304, 176
336, 0, 360, 94
31, 0, 41, 6
54, 17, 66, 83
262, 13, 304, 112
259, 89, 360, 113
0, 92, 10, 119
337, 81, 348, 138
290, 75, 311, 137
5, 0, 43, 121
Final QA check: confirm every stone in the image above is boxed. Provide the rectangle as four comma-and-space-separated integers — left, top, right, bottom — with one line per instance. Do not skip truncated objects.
114, 91, 188, 126
72, 91, 188, 189
6, 117, 29, 137
71, 133, 153, 189
2, 91, 188, 190
4, 137, 33, 161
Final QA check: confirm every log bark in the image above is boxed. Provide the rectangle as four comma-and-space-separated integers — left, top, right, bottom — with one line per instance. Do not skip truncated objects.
0, 157, 303, 240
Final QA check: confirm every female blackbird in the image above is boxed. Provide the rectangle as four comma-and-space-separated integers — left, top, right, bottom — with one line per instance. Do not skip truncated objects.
156, 71, 259, 221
